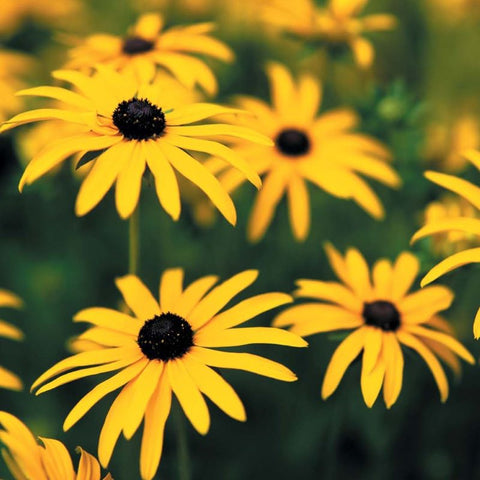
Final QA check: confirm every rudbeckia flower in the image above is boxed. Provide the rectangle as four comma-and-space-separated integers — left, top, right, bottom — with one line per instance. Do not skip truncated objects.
0, 289, 23, 391
0, 67, 270, 222
412, 152, 480, 337
31, 269, 306, 480
65, 13, 233, 93
0, 50, 32, 123
262, 0, 396, 68
206, 62, 399, 242
0, 412, 112, 480
273, 245, 474, 408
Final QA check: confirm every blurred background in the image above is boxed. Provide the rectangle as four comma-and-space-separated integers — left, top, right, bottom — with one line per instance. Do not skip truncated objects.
1, 0, 480, 478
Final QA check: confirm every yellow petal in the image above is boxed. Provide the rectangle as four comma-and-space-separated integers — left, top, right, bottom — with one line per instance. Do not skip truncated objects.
115, 275, 160, 321
382, 332, 404, 408
166, 103, 247, 125
159, 268, 184, 314
0, 290, 23, 308
372, 259, 393, 299
39, 438, 75, 480
0, 367, 23, 391
266, 62, 296, 117
345, 248, 373, 300
412, 218, 480, 244
0, 320, 23, 341
15, 86, 92, 110
134, 13, 163, 39
74, 307, 143, 335
400, 286, 453, 318
391, 252, 419, 299
75, 448, 101, 480
474, 307, 480, 340
287, 176, 310, 241
361, 350, 385, 408
350, 37, 375, 69
173, 276, 218, 319
363, 327, 383, 374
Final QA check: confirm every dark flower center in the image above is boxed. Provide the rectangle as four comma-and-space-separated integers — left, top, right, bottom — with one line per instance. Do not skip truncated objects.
122, 36, 155, 55
362, 301, 401, 332
275, 128, 311, 156
137, 312, 194, 361
112, 98, 166, 140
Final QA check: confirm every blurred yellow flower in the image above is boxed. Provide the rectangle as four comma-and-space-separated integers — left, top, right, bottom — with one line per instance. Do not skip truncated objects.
425, 113, 480, 173
423, 195, 479, 257
274, 245, 474, 407
0, 289, 23, 391
206, 62, 399, 242
412, 152, 480, 337
0, 0, 83, 33
262, 0, 396, 68
427, 0, 480, 22
0, 412, 112, 480
1, 67, 271, 222
0, 50, 32, 123
32, 270, 305, 480
65, 13, 233, 94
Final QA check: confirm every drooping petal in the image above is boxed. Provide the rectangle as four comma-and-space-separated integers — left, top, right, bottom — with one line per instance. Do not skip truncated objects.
382, 332, 404, 408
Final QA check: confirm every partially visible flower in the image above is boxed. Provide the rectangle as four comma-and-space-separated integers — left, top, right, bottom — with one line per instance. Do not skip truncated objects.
0, 0, 83, 33
423, 195, 479, 257
412, 151, 480, 337
65, 13, 233, 93
261, 0, 396, 68
0, 67, 271, 222
0, 50, 32, 123
0, 411, 112, 479
425, 113, 480, 173
205, 62, 399, 242
427, 0, 480, 23
31, 269, 305, 480
274, 245, 474, 407
0, 289, 23, 391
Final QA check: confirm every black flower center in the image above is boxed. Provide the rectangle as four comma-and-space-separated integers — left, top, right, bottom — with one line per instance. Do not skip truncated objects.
275, 128, 311, 156
112, 98, 166, 140
122, 36, 155, 55
137, 312, 194, 361
363, 301, 401, 331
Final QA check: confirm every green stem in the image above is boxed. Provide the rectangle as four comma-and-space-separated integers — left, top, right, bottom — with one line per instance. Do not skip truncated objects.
174, 402, 191, 480
128, 206, 140, 275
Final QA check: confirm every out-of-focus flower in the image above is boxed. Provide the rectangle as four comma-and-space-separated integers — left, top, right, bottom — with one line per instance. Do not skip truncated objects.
427, 0, 480, 23
205, 62, 399, 242
0, 411, 112, 479
425, 113, 480, 173
274, 245, 474, 408
423, 195, 479, 257
0, 67, 271, 222
0, 0, 83, 34
0, 289, 23, 391
0, 51, 32, 123
32, 270, 305, 480
412, 152, 480, 337
261, 0, 396, 68
65, 13, 233, 94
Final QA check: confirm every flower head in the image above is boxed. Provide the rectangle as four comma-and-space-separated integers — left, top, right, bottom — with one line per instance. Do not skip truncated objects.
412, 151, 480, 337
262, 0, 396, 68
0, 412, 112, 480
31, 269, 306, 480
65, 13, 233, 93
0, 289, 23, 391
273, 245, 474, 407
1, 67, 271, 222
205, 62, 399, 242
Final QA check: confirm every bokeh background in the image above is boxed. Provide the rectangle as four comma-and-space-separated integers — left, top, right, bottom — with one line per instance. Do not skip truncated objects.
1, 0, 480, 478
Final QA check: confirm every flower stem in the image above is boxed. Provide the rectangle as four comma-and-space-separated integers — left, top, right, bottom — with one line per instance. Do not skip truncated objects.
128, 206, 140, 275
174, 402, 191, 480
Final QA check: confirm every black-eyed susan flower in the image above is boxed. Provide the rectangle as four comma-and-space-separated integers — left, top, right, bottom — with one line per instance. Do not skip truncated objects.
0, 289, 23, 391
0, 411, 112, 480
273, 245, 474, 408
0, 50, 32, 123
412, 152, 480, 337
0, 67, 270, 222
422, 195, 479, 257
31, 269, 306, 480
206, 62, 399, 242
262, 0, 396, 68
65, 13, 233, 93
425, 113, 480, 173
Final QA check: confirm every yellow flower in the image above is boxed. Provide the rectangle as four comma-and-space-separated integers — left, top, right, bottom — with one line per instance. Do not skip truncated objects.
423, 195, 479, 257
273, 245, 474, 408
262, 0, 396, 68
0, 289, 23, 391
0, 50, 32, 123
427, 0, 480, 22
31, 270, 306, 480
412, 151, 480, 337
65, 13, 233, 94
0, 0, 83, 33
0, 412, 112, 480
206, 62, 399, 242
0, 67, 271, 222
425, 113, 480, 173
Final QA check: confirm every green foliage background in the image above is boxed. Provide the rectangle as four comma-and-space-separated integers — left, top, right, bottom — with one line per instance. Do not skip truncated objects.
1, 0, 480, 479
